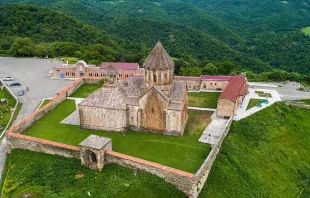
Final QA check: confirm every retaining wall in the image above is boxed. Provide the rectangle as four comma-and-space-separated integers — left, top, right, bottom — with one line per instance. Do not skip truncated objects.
193, 117, 233, 196
105, 150, 196, 197
7, 132, 80, 158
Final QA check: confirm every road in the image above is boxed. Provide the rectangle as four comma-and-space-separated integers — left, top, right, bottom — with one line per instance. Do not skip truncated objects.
0, 57, 72, 182
249, 82, 310, 100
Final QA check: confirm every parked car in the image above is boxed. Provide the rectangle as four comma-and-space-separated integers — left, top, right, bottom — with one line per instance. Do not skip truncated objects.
18, 89, 24, 96
9, 82, 21, 86
3, 76, 14, 81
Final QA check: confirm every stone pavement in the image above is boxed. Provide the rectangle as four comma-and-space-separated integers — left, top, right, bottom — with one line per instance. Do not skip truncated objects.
198, 112, 231, 146
188, 107, 216, 111
60, 97, 84, 125
233, 88, 282, 121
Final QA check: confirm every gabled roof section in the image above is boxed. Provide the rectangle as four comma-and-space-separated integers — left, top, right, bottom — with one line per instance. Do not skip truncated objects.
101, 62, 139, 70
143, 41, 174, 71
139, 86, 169, 101
218, 76, 247, 102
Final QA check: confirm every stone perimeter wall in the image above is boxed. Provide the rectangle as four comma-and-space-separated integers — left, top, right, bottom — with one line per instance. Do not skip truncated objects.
193, 117, 233, 196
105, 150, 196, 197
6, 76, 233, 198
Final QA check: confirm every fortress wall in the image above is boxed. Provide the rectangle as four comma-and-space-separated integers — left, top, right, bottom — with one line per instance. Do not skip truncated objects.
193, 117, 233, 196
7, 132, 80, 159
105, 150, 196, 198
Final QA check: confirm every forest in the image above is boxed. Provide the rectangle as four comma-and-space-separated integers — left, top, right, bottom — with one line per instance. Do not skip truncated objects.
1, 2, 310, 84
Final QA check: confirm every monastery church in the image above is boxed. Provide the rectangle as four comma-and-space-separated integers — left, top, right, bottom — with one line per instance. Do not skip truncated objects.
79, 42, 188, 136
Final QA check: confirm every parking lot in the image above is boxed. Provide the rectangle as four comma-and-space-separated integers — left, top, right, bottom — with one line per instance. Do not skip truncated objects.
0, 57, 72, 123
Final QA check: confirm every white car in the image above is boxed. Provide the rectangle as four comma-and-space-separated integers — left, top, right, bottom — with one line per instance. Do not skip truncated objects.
3, 76, 14, 81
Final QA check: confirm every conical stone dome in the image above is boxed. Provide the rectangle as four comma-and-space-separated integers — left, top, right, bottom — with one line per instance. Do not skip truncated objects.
143, 41, 174, 71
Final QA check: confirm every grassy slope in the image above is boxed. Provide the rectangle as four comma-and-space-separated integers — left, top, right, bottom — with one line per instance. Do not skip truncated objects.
23, 100, 211, 173
0, 89, 16, 130
294, 99, 310, 105
188, 92, 221, 108
38, 99, 51, 109
70, 83, 103, 98
200, 102, 310, 197
1, 149, 186, 198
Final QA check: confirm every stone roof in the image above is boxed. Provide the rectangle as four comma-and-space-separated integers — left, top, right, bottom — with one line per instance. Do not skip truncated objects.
168, 81, 187, 101
79, 134, 111, 149
80, 76, 187, 111
143, 41, 174, 71
104, 65, 119, 76
79, 85, 127, 110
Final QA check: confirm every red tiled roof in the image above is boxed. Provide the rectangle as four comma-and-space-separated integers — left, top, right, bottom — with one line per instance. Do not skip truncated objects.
101, 62, 139, 70
218, 76, 247, 102
201, 75, 231, 81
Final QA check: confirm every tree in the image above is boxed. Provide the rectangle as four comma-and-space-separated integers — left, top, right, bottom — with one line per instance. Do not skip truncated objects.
216, 61, 235, 75
202, 63, 217, 75
35, 43, 48, 58
9, 37, 35, 57
179, 67, 202, 76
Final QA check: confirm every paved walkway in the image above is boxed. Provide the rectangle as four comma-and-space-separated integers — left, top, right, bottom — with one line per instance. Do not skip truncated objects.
188, 107, 216, 111
233, 88, 282, 121
198, 112, 230, 145
60, 98, 84, 125
188, 90, 223, 93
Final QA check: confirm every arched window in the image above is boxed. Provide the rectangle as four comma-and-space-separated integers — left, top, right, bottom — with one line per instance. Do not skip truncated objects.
153, 74, 156, 83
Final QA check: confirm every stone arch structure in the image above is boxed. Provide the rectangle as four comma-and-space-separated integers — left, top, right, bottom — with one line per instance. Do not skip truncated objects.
75, 61, 88, 77
83, 149, 98, 169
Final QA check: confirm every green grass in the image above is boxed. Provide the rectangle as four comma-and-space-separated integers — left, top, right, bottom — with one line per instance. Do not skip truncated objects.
200, 102, 310, 197
0, 89, 16, 131
302, 27, 310, 37
246, 99, 261, 110
8, 103, 22, 129
70, 83, 104, 98
38, 99, 51, 109
1, 149, 186, 198
294, 99, 310, 105
188, 92, 221, 108
23, 100, 212, 173
255, 91, 272, 98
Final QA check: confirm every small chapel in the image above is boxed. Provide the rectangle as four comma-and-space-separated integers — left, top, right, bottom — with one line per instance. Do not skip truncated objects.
78, 42, 188, 136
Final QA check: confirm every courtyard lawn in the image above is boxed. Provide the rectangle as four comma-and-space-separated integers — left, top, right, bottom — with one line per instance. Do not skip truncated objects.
188, 92, 221, 108
23, 100, 212, 173
200, 103, 310, 197
1, 149, 186, 198
70, 83, 103, 98
246, 99, 261, 110
0, 89, 17, 131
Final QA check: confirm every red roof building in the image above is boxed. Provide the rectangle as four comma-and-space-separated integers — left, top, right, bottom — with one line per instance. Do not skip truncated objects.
218, 76, 247, 103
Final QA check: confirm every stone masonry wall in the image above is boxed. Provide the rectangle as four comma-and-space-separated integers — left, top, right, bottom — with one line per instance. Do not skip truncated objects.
193, 117, 233, 196
105, 150, 196, 197
7, 132, 80, 158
